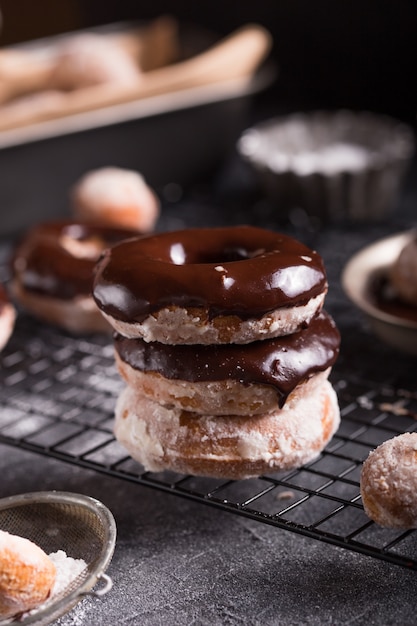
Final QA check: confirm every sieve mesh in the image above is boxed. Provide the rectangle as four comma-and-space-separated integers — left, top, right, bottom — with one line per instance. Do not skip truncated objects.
0, 503, 104, 561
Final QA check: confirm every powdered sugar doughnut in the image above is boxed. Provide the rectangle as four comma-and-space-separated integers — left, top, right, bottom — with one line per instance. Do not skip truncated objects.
72, 167, 160, 232
0, 283, 16, 351
114, 310, 340, 415
0, 530, 56, 619
389, 233, 417, 307
115, 377, 340, 480
50, 33, 141, 91
93, 225, 328, 344
361, 433, 417, 528
11, 220, 137, 334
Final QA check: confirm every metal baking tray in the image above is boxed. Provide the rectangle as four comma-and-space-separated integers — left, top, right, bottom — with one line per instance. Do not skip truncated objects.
0, 21, 275, 238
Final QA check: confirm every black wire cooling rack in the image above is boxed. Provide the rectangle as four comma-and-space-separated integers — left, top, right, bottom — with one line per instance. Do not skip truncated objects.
1, 306, 417, 571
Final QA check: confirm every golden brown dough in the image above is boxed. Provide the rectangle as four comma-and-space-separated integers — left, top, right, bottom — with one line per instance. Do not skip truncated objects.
0, 530, 56, 619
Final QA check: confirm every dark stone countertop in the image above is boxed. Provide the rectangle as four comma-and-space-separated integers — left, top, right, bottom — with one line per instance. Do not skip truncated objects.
1, 442, 417, 626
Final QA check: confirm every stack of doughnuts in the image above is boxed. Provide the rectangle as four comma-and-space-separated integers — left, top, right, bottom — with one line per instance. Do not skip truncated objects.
93, 225, 341, 479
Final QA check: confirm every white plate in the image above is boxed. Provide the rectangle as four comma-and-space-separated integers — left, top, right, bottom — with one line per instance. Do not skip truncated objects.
342, 231, 417, 355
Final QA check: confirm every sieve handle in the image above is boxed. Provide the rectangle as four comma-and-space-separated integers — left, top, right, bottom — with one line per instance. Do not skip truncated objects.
85, 573, 113, 598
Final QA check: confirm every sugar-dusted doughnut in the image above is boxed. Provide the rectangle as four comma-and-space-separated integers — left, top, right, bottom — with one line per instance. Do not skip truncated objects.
389, 233, 417, 307
361, 432, 417, 528
11, 220, 137, 334
49, 33, 141, 91
0, 530, 56, 619
71, 167, 160, 232
114, 310, 340, 415
93, 225, 328, 344
0, 283, 16, 351
114, 375, 340, 480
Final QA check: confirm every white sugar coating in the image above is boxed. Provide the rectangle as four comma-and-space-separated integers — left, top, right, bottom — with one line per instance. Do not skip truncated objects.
268, 143, 372, 175
0, 530, 51, 569
15, 550, 87, 622
72, 166, 160, 231
114, 379, 340, 479
361, 433, 417, 528
240, 119, 376, 176
0, 538, 82, 621
52, 34, 141, 89
74, 167, 148, 207
48, 550, 87, 595
104, 291, 326, 345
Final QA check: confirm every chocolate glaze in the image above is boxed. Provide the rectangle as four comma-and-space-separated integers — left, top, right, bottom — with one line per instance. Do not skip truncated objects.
12, 221, 138, 300
371, 271, 417, 324
93, 225, 327, 322
114, 310, 340, 407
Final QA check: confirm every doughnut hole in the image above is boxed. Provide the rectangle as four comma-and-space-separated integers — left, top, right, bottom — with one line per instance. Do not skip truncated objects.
361, 433, 417, 528
72, 167, 160, 232
0, 531, 56, 619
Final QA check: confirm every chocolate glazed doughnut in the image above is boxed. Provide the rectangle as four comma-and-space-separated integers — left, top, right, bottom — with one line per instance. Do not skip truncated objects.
93, 225, 328, 344
11, 220, 138, 334
115, 380, 340, 480
114, 310, 340, 415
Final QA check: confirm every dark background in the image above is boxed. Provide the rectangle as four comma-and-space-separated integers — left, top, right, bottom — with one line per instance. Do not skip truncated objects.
1, 0, 416, 126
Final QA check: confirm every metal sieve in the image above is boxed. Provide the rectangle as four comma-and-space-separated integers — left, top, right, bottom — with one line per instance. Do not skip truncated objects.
0, 491, 117, 625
